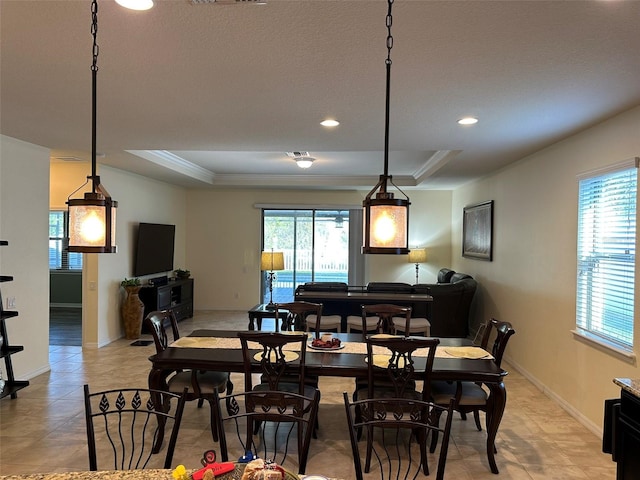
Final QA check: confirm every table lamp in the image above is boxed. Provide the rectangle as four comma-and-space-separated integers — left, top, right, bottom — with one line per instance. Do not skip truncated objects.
408, 248, 427, 284
260, 250, 285, 309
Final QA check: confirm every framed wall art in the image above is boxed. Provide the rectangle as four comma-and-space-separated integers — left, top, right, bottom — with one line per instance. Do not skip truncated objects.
462, 200, 493, 261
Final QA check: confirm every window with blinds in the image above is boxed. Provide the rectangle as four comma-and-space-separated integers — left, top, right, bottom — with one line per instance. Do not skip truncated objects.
576, 161, 637, 352
50, 211, 83, 270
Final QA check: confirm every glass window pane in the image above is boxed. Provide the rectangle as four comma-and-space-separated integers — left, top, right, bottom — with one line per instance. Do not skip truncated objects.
576, 165, 636, 349
262, 209, 350, 304
49, 210, 82, 271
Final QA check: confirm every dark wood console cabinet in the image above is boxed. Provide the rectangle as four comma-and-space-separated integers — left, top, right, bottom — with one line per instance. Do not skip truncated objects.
139, 278, 194, 322
604, 380, 640, 480
617, 389, 640, 479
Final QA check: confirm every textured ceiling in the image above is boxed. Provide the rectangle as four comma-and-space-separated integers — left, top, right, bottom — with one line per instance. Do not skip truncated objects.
2, 0, 639, 189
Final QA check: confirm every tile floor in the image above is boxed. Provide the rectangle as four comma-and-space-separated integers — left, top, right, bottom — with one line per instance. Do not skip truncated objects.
0, 310, 616, 479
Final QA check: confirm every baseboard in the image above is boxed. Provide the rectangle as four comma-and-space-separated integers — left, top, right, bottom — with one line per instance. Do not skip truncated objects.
503, 354, 603, 438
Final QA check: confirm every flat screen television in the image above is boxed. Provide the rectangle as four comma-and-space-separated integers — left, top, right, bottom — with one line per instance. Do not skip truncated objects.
133, 223, 175, 277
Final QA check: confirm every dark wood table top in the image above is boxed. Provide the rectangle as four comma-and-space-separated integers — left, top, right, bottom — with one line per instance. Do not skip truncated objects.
149, 330, 507, 384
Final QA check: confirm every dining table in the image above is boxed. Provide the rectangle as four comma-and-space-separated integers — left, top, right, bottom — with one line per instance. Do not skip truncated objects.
148, 330, 508, 474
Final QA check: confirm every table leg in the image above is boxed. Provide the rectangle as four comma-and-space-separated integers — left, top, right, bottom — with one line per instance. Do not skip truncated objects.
485, 381, 506, 474
248, 313, 255, 330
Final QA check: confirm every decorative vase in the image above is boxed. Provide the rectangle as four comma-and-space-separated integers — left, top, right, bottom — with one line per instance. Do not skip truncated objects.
122, 285, 144, 340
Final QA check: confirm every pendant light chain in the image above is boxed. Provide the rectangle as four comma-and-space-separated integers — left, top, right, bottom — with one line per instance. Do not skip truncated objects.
383, 0, 394, 181
66, 0, 118, 253
90, 0, 99, 185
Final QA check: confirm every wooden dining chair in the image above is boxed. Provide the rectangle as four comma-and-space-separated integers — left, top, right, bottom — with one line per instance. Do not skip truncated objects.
144, 310, 233, 442
275, 301, 340, 334
344, 392, 455, 480
352, 334, 441, 444
366, 304, 412, 338
83, 384, 186, 470
235, 331, 321, 472
429, 319, 516, 452
213, 388, 320, 474
355, 334, 440, 401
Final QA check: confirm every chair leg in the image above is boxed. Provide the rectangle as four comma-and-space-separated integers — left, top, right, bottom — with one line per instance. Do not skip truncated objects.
473, 410, 482, 431
429, 409, 443, 453
313, 413, 319, 439
197, 398, 205, 408
226, 377, 234, 395
208, 400, 219, 442
459, 411, 467, 421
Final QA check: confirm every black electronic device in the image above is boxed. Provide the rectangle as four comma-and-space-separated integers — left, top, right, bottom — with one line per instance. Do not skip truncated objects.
133, 223, 175, 277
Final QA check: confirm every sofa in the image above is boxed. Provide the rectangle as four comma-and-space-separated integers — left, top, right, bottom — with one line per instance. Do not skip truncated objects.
294, 270, 477, 337
413, 269, 477, 337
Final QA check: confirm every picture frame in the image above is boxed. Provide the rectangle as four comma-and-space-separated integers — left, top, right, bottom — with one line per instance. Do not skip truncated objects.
462, 200, 493, 261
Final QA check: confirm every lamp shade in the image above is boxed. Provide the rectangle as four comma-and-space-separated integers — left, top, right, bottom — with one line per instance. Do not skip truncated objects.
68, 188, 117, 253
408, 248, 427, 264
260, 251, 285, 271
362, 196, 409, 254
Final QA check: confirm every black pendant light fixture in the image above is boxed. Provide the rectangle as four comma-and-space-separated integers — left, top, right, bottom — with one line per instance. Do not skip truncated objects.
67, 0, 118, 253
362, 0, 410, 255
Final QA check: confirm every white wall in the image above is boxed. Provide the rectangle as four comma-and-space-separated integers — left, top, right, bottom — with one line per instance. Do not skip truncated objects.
451, 105, 640, 433
185, 188, 452, 310
0, 136, 50, 379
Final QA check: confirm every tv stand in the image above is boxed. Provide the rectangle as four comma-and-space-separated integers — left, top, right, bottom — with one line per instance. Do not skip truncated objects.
139, 277, 193, 322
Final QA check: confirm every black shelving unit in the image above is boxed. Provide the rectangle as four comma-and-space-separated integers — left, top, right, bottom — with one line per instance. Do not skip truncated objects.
0, 240, 29, 399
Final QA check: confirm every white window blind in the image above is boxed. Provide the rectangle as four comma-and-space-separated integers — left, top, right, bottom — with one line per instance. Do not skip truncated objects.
49, 211, 83, 270
576, 162, 637, 350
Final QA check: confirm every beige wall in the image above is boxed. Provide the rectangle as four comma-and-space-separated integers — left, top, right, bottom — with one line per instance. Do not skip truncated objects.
0, 136, 50, 379
451, 105, 640, 433
185, 189, 452, 310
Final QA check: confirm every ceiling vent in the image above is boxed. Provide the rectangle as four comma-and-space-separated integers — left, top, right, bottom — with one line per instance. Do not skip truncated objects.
285, 152, 310, 158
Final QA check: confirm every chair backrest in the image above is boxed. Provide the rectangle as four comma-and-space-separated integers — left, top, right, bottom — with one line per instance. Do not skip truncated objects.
275, 301, 322, 332
487, 319, 516, 368
361, 304, 412, 339
472, 317, 493, 349
84, 385, 186, 471
214, 388, 320, 474
365, 335, 440, 401
237, 331, 308, 393
343, 392, 455, 480
144, 310, 180, 353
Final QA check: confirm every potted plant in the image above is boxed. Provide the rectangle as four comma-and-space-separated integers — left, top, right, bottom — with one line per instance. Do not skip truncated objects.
174, 269, 190, 279
120, 277, 144, 339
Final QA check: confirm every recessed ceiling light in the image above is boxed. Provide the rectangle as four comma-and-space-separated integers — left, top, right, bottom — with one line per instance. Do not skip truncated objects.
458, 117, 478, 125
115, 0, 154, 10
320, 119, 340, 127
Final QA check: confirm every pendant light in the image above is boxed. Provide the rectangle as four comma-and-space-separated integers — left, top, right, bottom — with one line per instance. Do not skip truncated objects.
362, 0, 410, 255
67, 0, 118, 253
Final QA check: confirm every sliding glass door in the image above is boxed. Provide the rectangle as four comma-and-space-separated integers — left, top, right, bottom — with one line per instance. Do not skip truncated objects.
262, 209, 351, 303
